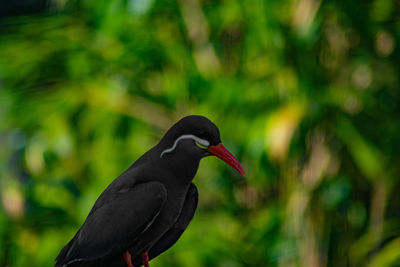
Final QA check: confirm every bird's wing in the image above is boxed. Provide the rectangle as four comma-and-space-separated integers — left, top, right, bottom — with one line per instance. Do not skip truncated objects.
134, 183, 198, 265
56, 180, 167, 266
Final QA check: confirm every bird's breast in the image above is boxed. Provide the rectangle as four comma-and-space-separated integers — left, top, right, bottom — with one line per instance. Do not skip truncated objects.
128, 185, 190, 254
159, 189, 188, 226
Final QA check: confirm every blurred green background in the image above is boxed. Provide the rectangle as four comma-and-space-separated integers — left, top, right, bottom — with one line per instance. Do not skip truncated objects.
0, 0, 399, 266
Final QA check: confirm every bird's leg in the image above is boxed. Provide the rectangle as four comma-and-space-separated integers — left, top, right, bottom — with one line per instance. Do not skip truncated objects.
141, 252, 149, 267
123, 250, 134, 267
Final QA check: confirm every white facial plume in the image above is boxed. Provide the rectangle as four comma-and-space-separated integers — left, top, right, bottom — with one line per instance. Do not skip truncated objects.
160, 135, 210, 158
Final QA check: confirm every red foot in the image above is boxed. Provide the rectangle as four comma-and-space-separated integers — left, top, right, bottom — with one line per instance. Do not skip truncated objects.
141, 252, 149, 267
123, 251, 134, 267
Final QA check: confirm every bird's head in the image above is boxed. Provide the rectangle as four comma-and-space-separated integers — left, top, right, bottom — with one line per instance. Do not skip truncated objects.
158, 115, 245, 176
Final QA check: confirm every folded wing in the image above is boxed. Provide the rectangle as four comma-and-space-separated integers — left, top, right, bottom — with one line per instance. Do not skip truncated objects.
56, 181, 167, 266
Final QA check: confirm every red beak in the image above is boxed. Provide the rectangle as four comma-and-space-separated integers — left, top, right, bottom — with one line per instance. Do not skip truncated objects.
208, 143, 245, 176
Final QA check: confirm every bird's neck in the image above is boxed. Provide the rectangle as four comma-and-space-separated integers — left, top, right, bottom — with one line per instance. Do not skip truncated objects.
159, 156, 200, 184
149, 147, 200, 185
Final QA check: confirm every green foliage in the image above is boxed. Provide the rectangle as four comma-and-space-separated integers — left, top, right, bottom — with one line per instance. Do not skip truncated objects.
0, 0, 399, 266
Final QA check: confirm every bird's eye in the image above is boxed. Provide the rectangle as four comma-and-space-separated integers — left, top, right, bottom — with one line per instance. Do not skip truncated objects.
195, 141, 208, 149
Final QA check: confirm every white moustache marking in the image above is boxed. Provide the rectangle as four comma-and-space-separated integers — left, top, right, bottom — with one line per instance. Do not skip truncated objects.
160, 134, 210, 158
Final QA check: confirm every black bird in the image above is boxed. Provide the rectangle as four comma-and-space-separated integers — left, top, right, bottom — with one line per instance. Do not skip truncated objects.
56, 115, 245, 267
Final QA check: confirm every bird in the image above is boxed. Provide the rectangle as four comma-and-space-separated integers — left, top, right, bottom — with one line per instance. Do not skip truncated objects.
55, 115, 245, 267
